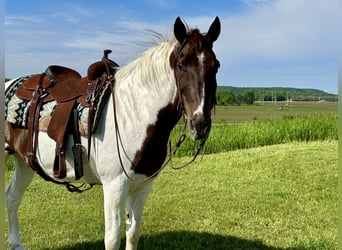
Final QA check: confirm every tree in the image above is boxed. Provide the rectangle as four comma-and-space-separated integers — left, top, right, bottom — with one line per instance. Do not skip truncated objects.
244, 91, 255, 105
216, 91, 236, 105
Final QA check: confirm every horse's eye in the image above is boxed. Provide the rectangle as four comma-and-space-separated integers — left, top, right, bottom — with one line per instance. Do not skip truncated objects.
177, 63, 184, 72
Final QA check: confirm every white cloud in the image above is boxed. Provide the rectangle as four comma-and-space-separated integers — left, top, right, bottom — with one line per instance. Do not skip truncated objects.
146, 0, 178, 9
5, 16, 44, 26
216, 0, 341, 65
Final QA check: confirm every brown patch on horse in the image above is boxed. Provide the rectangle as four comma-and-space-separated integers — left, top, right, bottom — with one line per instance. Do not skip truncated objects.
5, 122, 29, 160
131, 101, 181, 176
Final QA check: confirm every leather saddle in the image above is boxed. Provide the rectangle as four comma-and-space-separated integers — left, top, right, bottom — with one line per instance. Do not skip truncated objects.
16, 50, 119, 180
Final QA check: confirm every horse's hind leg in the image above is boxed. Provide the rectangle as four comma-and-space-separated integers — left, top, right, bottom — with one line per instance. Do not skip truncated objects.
6, 154, 34, 250
125, 182, 153, 250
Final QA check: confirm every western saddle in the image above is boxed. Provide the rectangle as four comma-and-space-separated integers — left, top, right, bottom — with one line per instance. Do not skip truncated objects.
15, 50, 119, 181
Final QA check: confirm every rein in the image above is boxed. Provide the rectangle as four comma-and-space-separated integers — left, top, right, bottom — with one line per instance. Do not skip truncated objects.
109, 79, 206, 185
168, 125, 206, 170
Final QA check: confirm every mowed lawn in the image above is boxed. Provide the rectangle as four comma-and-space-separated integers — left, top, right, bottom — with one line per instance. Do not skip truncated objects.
5, 141, 337, 249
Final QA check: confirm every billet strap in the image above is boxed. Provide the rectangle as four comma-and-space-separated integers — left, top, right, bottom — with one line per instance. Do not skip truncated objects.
53, 144, 67, 178
72, 108, 84, 180
26, 73, 46, 170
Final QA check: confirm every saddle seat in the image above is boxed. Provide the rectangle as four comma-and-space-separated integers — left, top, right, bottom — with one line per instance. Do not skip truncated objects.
45, 65, 82, 81
17, 65, 87, 103
15, 50, 118, 180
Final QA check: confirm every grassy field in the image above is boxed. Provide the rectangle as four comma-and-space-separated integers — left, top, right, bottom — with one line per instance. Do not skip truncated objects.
4, 102, 338, 249
212, 102, 337, 123
5, 141, 337, 249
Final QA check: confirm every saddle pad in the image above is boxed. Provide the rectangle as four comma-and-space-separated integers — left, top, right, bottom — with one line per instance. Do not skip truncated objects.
5, 75, 112, 135
5, 76, 58, 127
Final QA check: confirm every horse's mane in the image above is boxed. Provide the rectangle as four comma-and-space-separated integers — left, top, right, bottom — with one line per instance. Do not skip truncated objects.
114, 35, 178, 90
113, 35, 180, 121
115, 18, 192, 88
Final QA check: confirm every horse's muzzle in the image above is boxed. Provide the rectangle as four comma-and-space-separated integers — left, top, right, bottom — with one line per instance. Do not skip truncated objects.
189, 114, 212, 140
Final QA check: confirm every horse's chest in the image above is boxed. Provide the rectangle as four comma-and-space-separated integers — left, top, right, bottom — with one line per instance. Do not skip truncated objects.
131, 129, 169, 176
130, 104, 180, 177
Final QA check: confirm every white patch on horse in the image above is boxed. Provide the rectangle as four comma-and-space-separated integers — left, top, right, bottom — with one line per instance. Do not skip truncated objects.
193, 52, 206, 116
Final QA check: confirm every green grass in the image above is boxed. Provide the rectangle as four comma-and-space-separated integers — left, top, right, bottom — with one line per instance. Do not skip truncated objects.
172, 113, 337, 157
5, 141, 338, 249
4, 103, 337, 249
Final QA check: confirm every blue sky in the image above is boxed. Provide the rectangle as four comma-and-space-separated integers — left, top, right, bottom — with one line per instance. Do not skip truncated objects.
5, 0, 340, 94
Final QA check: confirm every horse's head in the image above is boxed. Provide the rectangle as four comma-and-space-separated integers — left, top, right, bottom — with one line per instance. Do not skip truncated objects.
170, 16, 221, 141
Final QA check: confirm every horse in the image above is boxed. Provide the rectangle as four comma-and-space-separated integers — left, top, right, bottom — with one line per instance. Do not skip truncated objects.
5, 16, 221, 250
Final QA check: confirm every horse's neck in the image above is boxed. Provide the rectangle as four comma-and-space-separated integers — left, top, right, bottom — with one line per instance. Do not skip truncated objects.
99, 42, 180, 164
114, 41, 178, 135
114, 68, 178, 137
96, 68, 179, 176
94, 40, 182, 177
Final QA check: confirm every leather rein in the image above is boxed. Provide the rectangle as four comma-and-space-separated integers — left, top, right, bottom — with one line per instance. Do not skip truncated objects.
109, 77, 207, 185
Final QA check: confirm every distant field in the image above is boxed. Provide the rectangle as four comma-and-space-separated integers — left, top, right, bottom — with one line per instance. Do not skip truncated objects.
212, 102, 337, 123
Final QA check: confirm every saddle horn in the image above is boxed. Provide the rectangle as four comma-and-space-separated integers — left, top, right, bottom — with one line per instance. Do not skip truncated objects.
103, 49, 112, 59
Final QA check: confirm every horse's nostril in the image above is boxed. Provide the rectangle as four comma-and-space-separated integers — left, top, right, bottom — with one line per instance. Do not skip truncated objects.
188, 114, 212, 140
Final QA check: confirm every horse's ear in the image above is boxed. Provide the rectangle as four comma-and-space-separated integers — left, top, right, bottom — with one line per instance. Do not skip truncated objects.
206, 16, 221, 42
174, 17, 187, 43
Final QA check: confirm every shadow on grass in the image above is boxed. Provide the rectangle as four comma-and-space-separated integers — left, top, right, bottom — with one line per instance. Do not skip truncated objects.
50, 231, 303, 250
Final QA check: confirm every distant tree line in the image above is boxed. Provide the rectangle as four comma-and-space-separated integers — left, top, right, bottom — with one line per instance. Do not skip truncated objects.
216, 86, 338, 105
216, 91, 255, 105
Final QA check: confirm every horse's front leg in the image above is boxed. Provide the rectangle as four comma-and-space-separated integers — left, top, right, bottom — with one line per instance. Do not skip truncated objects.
6, 154, 35, 250
125, 182, 153, 250
102, 177, 128, 250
